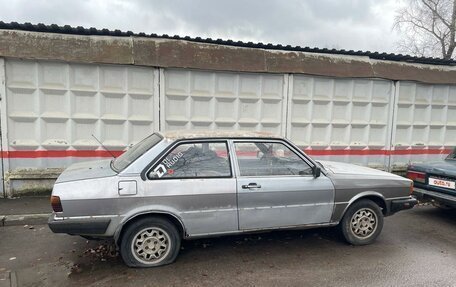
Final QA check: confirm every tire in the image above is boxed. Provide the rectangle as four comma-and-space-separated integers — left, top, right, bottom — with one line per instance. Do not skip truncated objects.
339, 199, 384, 246
120, 217, 181, 268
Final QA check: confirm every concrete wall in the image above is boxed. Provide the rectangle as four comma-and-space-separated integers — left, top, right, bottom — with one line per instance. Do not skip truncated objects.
0, 29, 455, 197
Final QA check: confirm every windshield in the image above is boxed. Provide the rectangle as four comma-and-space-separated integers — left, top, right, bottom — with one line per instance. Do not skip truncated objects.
446, 147, 456, 161
112, 133, 163, 172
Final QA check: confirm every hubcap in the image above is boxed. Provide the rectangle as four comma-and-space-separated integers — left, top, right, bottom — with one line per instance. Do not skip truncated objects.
131, 227, 171, 265
350, 208, 377, 239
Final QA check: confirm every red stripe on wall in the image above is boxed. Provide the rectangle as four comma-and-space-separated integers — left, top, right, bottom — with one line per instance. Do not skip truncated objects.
304, 149, 389, 156
0, 148, 452, 158
2, 150, 124, 158
304, 148, 453, 156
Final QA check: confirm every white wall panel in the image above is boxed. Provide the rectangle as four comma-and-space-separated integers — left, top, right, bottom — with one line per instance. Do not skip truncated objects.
391, 82, 456, 168
288, 75, 394, 169
5, 59, 159, 169
161, 69, 286, 135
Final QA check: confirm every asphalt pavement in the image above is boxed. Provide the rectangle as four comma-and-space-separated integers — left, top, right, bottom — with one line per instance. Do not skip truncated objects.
0, 197, 51, 216
0, 205, 455, 287
0, 197, 51, 227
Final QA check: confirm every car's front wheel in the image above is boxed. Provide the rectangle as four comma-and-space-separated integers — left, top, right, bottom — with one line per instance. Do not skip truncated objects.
340, 199, 384, 245
120, 217, 181, 267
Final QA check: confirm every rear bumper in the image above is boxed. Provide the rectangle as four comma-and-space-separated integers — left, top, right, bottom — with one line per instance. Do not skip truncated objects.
48, 214, 111, 235
389, 197, 418, 214
413, 188, 456, 208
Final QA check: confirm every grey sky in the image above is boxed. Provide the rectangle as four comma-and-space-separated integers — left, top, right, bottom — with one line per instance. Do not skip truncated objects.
0, 0, 404, 53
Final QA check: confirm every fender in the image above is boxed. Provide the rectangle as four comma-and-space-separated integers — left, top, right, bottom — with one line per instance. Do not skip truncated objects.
113, 206, 187, 243
331, 191, 387, 222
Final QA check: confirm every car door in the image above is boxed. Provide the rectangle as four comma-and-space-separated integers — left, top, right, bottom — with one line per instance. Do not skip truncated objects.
141, 140, 239, 236
232, 139, 335, 230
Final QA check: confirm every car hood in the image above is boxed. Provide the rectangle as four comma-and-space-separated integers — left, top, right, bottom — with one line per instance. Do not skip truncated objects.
409, 160, 456, 177
55, 159, 117, 183
318, 160, 399, 178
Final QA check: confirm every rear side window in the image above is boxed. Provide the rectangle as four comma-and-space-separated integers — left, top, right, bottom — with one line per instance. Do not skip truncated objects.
149, 142, 231, 179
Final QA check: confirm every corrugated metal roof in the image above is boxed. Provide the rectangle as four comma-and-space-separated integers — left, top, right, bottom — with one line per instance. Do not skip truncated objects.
1, 21, 455, 66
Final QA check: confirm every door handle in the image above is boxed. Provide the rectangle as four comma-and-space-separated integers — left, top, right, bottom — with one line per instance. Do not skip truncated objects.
242, 183, 261, 189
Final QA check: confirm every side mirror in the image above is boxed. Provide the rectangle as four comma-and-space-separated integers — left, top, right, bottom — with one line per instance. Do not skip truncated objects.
312, 166, 321, 178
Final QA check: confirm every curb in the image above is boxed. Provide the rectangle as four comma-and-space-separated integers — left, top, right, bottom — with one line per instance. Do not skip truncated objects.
0, 213, 50, 227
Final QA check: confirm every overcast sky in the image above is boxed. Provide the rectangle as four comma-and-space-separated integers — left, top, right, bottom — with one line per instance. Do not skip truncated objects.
0, 0, 405, 53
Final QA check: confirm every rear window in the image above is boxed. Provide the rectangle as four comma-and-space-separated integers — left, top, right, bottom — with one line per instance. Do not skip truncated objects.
112, 133, 162, 172
446, 147, 456, 160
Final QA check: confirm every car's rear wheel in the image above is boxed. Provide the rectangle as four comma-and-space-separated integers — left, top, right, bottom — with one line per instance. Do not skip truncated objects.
340, 199, 384, 245
120, 217, 181, 267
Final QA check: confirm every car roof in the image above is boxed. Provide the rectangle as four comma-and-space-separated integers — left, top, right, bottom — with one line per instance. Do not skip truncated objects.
158, 130, 282, 140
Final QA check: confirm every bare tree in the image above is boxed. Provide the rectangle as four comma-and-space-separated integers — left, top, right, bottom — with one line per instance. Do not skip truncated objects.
394, 0, 456, 59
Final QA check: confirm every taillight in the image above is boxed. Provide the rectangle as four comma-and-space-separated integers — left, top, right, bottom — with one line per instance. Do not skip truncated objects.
406, 170, 426, 183
51, 196, 63, 212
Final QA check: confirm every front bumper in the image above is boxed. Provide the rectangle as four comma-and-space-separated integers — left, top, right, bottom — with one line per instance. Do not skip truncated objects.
48, 214, 111, 235
413, 187, 456, 208
390, 197, 418, 214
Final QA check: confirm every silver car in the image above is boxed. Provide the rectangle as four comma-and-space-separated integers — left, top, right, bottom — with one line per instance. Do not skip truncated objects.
48, 131, 417, 267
